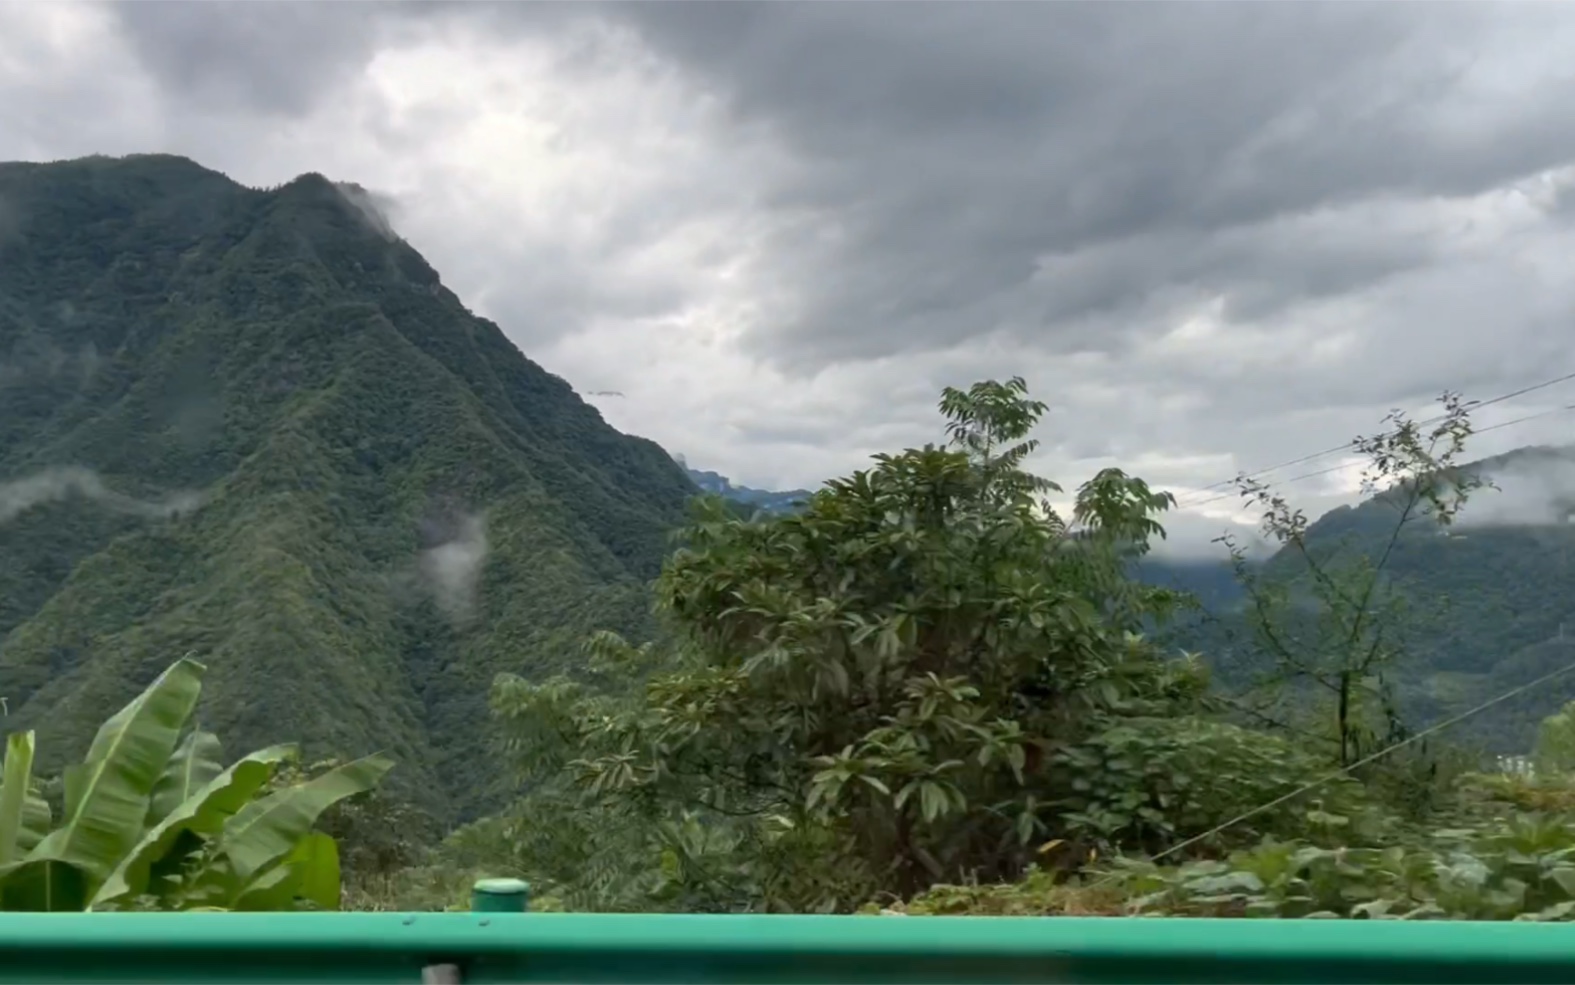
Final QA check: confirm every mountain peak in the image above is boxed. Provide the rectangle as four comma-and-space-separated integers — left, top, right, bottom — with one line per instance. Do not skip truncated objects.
0, 153, 697, 819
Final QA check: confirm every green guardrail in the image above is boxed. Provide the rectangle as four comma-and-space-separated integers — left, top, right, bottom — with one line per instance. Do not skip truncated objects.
3, 879, 1575, 984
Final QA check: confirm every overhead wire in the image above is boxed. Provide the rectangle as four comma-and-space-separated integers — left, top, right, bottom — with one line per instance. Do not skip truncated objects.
1171, 369, 1575, 508
1078, 649, 1575, 896
1179, 403, 1575, 512
1066, 369, 1575, 898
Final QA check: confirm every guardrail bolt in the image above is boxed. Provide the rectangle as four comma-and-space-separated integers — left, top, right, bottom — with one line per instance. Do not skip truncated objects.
471, 877, 530, 913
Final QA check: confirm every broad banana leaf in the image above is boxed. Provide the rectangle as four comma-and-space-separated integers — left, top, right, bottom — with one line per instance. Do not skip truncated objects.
290, 832, 342, 911
91, 743, 298, 909
24, 658, 206, 906
216, 753, 393, 884
143, 828, 207, 903
17, 791, 50, 856
0, 856, 87, 911
228, 861, 294, 910
0, 731, 38, 864
230, 832, 341, 911
148, 730, 224, 826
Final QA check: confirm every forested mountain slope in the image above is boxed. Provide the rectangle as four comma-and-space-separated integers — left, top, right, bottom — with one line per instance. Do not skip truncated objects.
1150, 443, 1575, 755
0, 153, 696, 817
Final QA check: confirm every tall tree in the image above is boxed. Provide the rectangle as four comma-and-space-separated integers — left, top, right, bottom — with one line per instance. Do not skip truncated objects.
1219, 392, 1484, 776
494, 379, 1201, 910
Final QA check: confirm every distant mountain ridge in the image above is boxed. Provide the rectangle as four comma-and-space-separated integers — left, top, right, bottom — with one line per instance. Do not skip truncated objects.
683, 466, 814, 515
0, 153, 696, 818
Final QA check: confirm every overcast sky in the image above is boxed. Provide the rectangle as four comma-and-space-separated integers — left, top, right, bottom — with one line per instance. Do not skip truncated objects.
4, 1, 1575, 555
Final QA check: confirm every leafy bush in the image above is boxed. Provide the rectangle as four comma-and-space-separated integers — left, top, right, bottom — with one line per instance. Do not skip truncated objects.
0, 657, 392, 911
1464, 771, 1575, 815
1110, 810, 1575, 920
469, 379, 1575, 920
890, 811, 1575, 922
1050, 715, 1379, 858
1537, 702, 1575, 774
875, 867, 1129, 916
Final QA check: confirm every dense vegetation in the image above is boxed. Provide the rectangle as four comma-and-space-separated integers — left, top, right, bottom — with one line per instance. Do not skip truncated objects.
697, 427, 1575, 763
1157, 443, 1575, 760
0, 154, 696, 821
8, 152, 1575, 920
331, 378, 1575, 921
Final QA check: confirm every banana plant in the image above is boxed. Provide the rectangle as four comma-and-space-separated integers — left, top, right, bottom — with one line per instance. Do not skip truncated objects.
0, 657, 394, 911
0, 731, 50, 864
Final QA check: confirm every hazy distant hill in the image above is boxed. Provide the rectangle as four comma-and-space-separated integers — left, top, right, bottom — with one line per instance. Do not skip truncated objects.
1147, 444, 1575, 754
683, 466, 814, 515
0, 153, 697, 817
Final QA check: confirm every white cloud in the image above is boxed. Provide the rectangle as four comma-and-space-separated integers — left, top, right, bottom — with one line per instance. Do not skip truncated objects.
0, 467, 203, 525
0, 2, 165, 159
419, 513, 489, 627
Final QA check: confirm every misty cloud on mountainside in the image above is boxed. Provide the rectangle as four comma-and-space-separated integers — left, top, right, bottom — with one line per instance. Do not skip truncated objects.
1459, 451, 1575, 529
0, 342, 103, 391
333, 181, 402, 242
0, 467, 205, 525
417, 512, 489, 626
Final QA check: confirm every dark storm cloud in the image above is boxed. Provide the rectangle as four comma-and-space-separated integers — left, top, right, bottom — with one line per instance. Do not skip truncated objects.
109, 1, 588, 118
16, 0, 1571, 522
109, 1, 406, 115
596, 3, 1575, 369
100, 2, 1575, 375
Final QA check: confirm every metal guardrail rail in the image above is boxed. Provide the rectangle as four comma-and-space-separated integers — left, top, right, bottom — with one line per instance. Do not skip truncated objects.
2, 880, 1574, 984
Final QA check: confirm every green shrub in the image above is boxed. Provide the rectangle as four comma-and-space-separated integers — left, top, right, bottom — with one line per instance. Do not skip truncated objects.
1106, 811, 1575, 920
1050, 716, 1379, 858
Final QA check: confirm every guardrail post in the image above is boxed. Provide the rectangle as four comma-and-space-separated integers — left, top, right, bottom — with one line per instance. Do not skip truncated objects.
471, 877, 530, 913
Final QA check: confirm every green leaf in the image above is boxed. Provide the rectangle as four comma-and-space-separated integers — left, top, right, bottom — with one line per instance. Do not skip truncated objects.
0, 730, 37, 865
296, 832, 348, 907
149, 731, 224, 826
0, 856, 89, 911
25, 658, 205, 903
858, 774, 891, 796
894, 782, 916, 810
288, 832, 340, 911
91, 743, 297, 909
1551, 866, 1575, 898
17, 793, 50, 857
216, 753, 393, 883
228, 833, 341, 912
229, 861, 298, 911
1535, 900, 1575, 922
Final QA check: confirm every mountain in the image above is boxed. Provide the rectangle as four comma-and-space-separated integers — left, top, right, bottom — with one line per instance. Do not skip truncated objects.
1152, 444, 1575, 755
1135, 556, 1246, 613
683, 466, 813, 515
0, 153, 698, 818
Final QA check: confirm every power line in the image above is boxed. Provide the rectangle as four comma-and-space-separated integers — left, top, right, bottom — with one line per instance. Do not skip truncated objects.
1062, 370, 1575, 899
1081, 649, 1575, 898
1174, 369, 1575, 507
1179, 403, 1575, 512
